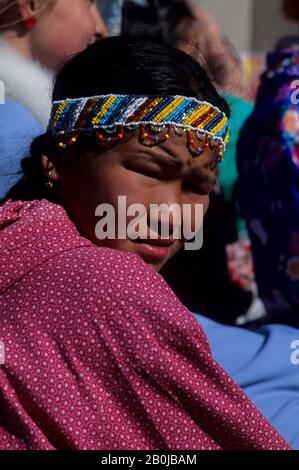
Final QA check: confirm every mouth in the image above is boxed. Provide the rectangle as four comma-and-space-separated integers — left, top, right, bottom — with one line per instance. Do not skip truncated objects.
132, 238, 175, 263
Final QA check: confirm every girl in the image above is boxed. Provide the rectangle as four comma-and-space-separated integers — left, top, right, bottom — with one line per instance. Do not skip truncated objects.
0, 37, 289, 450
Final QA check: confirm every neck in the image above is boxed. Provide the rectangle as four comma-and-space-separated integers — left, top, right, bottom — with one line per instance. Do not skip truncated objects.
1, 29, 33, 62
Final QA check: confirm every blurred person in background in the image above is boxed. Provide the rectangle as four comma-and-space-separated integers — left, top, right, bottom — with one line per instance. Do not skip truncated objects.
96, 0, 122, 35
0, 0, 106, 198
237, 0, 299, 326
0, 0, 106, 124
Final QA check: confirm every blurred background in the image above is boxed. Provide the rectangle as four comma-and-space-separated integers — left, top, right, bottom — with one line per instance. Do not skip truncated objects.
97, 0, 299, 51
192, 0, 299, 52
97, 0, 299, 99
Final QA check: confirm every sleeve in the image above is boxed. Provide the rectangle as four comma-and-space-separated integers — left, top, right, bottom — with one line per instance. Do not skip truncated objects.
0, 99, 43, 199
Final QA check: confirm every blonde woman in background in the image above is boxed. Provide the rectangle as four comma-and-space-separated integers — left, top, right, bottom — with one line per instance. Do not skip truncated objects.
0, 0, 106, 125
0, 0, 106, 197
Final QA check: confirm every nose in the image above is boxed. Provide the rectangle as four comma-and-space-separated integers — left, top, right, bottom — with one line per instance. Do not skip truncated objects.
147, 186, 184, 238
91, 4, 108, 39
147, 212, 181, 239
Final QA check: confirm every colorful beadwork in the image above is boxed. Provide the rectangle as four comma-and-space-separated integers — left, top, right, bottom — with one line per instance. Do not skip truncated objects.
139, 124, 171, 147
95, 127, 124, 144
48, 94, 230, 156
57, 135, 78, 150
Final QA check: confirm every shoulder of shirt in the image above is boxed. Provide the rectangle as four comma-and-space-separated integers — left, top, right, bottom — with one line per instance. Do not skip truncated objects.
52, 244, 163, 285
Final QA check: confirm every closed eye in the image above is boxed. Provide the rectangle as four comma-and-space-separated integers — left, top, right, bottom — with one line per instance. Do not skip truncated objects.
181, 180, 215, 195
130, 166, 161, 179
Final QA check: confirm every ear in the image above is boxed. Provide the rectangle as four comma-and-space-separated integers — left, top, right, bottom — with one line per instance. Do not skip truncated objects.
41, 154, 61, 183
17, 0, 38, 20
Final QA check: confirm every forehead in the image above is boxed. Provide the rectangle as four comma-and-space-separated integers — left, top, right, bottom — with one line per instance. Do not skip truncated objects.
117, 129, 218, 169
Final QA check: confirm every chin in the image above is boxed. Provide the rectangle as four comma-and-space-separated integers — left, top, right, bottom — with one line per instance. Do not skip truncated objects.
102, 239, 179, 271
130, 247, 170, 272
147, 259, 167, 272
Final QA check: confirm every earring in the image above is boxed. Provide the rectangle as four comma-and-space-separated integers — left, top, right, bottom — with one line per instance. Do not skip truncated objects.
24, 0, 37, 30
45, 172, 54, 190
24, 15, 36, 30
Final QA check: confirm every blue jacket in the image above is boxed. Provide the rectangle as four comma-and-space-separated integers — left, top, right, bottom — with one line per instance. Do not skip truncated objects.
194, 312, 299, 449
0, 99, 43, 199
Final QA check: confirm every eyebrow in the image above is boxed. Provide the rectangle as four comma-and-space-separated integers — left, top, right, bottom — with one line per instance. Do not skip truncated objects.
129, 151, 183, 168
130, 151, 217, 186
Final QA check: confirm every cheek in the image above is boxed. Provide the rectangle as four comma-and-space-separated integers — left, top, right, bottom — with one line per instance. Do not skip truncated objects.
40, 1, 94, 58
203, 196, 210, 215
85, 165, 149, 211
185, 195, 209, 234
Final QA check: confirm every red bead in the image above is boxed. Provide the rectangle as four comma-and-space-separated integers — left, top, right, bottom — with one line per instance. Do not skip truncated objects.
24, 16, 36, 30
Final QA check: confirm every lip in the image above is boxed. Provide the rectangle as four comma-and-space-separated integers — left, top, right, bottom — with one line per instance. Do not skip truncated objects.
133, 241, 173, 263
133, 237, 175, 247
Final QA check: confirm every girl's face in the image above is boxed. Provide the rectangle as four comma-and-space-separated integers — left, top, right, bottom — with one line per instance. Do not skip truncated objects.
31, 0, 107, 70
50, 129, 218, 272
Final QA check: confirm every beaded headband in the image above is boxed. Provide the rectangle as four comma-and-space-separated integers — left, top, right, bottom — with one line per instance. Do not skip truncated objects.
48, 94, 230, 159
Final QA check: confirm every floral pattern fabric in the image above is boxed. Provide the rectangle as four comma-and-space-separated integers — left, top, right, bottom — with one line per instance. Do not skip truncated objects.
237, 46, 299, 317
0, 199, 290, 450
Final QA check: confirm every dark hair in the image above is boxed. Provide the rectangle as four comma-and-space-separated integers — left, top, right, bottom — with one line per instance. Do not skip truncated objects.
4, 36, 230, 202
0, 1, 22, 31
121, 0, 241, 92
121, 0, 194, 47
53, 37, 230, 110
